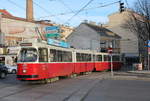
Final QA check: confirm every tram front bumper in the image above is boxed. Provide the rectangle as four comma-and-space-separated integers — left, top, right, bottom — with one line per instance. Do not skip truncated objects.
17, 75, 39, 81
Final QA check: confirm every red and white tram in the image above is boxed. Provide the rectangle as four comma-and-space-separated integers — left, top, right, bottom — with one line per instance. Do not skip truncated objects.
17, 41, 122, 81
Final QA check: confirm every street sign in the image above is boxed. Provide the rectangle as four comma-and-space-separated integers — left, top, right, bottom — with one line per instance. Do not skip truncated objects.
45, 33, 60, 38
148, 40, 150, 47
108, 48, 113, 54
46, 26, 59, 31
47, 38, 70, 48
45, 26, 60, 38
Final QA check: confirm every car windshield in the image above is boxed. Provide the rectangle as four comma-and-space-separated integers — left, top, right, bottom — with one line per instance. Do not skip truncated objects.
18, 48, 38, 62
0, 64, 5, 68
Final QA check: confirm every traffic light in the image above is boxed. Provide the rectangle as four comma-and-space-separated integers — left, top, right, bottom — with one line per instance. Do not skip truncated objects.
119, 1, 124, 12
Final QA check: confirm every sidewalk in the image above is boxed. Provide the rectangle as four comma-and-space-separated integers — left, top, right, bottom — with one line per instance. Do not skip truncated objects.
127, 70, 150, 74
110, 66, 150, 81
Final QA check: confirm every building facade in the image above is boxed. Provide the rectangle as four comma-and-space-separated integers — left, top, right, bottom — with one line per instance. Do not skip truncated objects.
105, 10, 147, 66
67, 23, 121, 53
0, 9, 73, 47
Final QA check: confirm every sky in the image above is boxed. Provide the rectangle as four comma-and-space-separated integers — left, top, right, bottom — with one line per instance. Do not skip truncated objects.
0, 0, 136, 27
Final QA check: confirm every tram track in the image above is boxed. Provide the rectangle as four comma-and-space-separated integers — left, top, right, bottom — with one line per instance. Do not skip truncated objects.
61, 72, 108, 101
0, 72, 110, 101
0, 83, 43, 99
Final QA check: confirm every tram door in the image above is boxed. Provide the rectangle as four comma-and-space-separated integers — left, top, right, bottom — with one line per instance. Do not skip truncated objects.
38, 48, 49, 78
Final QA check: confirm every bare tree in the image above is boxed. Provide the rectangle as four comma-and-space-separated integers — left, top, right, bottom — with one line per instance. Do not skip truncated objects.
123, 0, 150, 41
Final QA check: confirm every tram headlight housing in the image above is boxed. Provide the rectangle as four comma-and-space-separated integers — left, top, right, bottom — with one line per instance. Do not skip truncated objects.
23, 70, 27, 73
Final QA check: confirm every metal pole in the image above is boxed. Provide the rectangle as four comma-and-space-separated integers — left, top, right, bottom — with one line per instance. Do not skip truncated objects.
148, 42, 149, 70
111, 54, 114, 76
148, 39, 150, 70
148, 52, 149, 70
0, 13, 2, 46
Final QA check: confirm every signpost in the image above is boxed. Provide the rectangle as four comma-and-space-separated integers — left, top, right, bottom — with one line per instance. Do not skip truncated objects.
108, 48, 113, 77
148, 40, 150, 70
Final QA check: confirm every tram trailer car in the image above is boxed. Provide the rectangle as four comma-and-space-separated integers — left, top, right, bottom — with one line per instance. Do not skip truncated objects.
17, 41, 122, 81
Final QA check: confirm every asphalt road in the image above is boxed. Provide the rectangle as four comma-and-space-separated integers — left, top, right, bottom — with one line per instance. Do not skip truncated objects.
0, 72, 150, 101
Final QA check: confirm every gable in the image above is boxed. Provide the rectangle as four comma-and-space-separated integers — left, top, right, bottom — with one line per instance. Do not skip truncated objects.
67, 23, 100, 40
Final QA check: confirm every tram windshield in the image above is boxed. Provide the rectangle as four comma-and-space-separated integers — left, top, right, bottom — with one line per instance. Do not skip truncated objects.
18, 48, 38, 62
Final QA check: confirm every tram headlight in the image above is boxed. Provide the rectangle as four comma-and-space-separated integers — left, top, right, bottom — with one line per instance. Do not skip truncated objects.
23, 70, 27, 73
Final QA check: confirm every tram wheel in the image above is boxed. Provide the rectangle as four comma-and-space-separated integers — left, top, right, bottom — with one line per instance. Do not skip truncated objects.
45, 78, 51, 83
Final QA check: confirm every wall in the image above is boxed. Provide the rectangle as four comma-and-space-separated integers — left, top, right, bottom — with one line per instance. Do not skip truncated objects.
0, 17, 53, 46
67, 24, 100, 51
107, 11, 139, 56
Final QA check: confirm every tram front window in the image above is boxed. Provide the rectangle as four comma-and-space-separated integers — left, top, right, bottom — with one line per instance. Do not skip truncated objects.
18, 48, 38, 62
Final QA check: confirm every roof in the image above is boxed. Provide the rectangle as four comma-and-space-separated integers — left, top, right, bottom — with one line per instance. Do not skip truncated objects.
0, 9, 53, 26
84, 23, 121, 39
0, 9, 12, 16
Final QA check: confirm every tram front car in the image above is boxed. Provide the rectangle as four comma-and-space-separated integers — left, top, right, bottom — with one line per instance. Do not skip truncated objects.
17, 45, 40, 81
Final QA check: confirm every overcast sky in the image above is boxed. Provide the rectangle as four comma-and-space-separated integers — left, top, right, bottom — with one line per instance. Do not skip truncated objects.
0, 0, 136, 26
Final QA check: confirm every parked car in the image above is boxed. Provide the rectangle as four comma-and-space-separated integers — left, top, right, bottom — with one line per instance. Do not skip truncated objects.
0, 64, 8, 79
5, 64, 17, 74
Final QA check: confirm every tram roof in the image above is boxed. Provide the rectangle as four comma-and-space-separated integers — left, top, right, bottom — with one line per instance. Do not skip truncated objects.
20, 40, 120, 55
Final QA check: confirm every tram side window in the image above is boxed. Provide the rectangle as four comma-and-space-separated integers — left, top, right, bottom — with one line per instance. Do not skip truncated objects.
86, 54, 91, 61
93, 55, 96, 61
76, 53, 85, 62
104, 55, 109, 61
50, 49, 72, 62
82, 54, 86, 62
57, 50, 63, 62
62, 51, 72, 62
76, 53, 81, 62
113, 55, 120, 61
50, 49, 57, 62
97, 55, 102, 61
108, 55, 111, 61
50, 49, 62, 62
76, 53, 91, 62
39, 48, 48, 62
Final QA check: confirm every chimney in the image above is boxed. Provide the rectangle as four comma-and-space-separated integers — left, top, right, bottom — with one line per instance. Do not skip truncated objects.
83, 20, 88, 23
89, 21, 96, 25
26, 0, 34, 21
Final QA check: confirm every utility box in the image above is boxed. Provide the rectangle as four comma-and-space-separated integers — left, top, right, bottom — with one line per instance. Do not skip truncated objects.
133, 63, 142, 70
